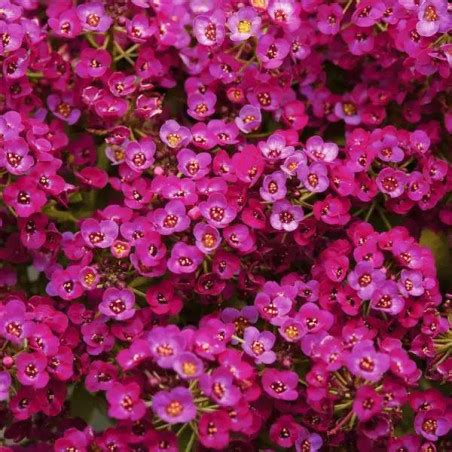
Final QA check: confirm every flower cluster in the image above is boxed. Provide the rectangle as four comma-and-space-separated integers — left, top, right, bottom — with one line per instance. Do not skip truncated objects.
0, 0, 450, 450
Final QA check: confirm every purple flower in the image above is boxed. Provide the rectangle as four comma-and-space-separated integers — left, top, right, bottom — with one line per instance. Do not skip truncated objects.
268, 1, 301, 32
167, 242, 204, 274
270, 200, 304, 232
416, 0, 449, 37
256, 34, 290, 69
0, 21, 24, 54
99, 287, 136, 321
376, 168, 407, 198
173, 352, 204, 380
398, 269, 433, 297
47, 94, 81, 125
81, 218, 118, 249
352, 0, 385, 27
347, 340, 390, 382
46, 265, 84, 301
305, 136, 339, 162
371, 281, 405, 315
148, 325, 185, 369
199, 367, 241, 406
48, 9, 82, 38
298, 163, 329, 193
262, 368, 298, 401
187, 91, 216, 120
243, 326, 276, 364
227, 7, 261, 41
160, 120, 192, 149
152, 387, 196, 424
235, 104, 262, 134
259, 133, 295, 161
76, 2, 112, 32
199, 193, 237, 228
0, 299, 31, 344
347, 262, 386, 300
194, 223, 221, 254
177, 148, 211, 179
260, 171, 287, 202
125, 138, 156, 172
317, 4, 343, 35
193, 12, 225, 46
81, 319, 114, 355
295, 428, 323, 452
152, 200, 190, 235
414, 410, 450, 441
106, 382, 146, 421
298, 302, 334, 335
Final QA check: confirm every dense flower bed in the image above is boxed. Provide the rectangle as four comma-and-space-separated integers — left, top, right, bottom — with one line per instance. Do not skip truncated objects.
0, 0, 451, 450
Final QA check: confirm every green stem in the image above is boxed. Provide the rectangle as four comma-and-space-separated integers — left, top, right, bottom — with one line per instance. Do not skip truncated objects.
377, 206, 392, 230
184, 431, 196, 452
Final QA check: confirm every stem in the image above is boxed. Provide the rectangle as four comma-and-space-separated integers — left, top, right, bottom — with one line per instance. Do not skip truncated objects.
377, 206, 392, 230
184, 431, 196, 452
131, 288, 147, 298
85, 33, 100, 48
364, 199, 377, 222
232, 334, 245, 344
342, 0, 354, 14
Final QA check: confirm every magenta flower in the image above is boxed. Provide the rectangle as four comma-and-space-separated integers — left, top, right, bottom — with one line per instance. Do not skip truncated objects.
1, 137, 34, 175
125, 138, 156, 172
199, 411, 231, 449
414, 409, 450, 441
99, 287, 136, 321
262, 368, 298, 401
16, 352, 49, 389
353, 386, 384, 421
106, 382, 146, 421
256, 34, 290, 69
167, 242, 203, 274
270, 200, 304, 232
148, 325, 185, 369
193, 12, 225, 47
199, 367, 241, 406
75, 48, 111, 78
199, 193, 237, 228
152, 200, 190, 236
0, 371, 11, 401
76, 2, 112, 32
4, 178, 46, 218
347, 261, 386, 300
152, 387, 196, 424
347, 340, 390, 382
81, 218, 118, 249
243, 326, 276, 364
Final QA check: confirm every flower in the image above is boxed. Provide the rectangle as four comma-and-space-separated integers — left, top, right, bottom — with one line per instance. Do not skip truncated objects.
106, 382, 146, 421
99, 287, 136, 321
347, 340, 390, 382
262, 369, 298, 401
152, 387, 196, 424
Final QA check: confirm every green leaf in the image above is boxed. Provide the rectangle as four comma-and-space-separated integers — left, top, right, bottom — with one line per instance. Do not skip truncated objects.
419, 228, 451, 288
393, 404, 415, 437
69, 385, 114, 432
